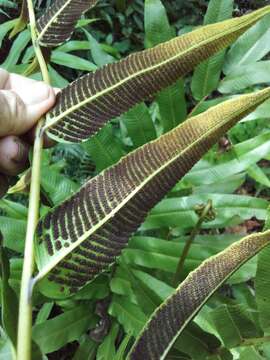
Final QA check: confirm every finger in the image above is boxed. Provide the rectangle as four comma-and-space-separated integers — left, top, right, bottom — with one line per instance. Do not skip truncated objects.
0, 174, 9, 199
0, 136, 29, 176
0, 86, 55, 137
0, 68, 9, 88
3, 70, 56, 111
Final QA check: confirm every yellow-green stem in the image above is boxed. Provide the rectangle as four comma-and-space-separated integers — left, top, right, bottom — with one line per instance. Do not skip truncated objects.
173, 200, 213, 286
17, 122, 44, 359
17, 0, 50, 358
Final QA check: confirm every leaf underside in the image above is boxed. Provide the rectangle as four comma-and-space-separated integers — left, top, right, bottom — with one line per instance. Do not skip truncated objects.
34, 87, 270, 298
128, 230, 270, 360
36, 0, 98, 47
43, 6, 270, 143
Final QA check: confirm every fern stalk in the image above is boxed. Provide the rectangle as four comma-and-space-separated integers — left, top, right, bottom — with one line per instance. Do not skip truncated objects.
173, 200, 213, 286
16, 0, 50, 358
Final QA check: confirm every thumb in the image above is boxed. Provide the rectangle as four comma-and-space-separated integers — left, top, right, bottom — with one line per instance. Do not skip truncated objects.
0, 84, 55, 138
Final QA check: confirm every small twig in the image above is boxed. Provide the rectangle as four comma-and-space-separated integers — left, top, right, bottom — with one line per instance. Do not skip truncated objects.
16, 1, 50, 359
173, 200, 213, 287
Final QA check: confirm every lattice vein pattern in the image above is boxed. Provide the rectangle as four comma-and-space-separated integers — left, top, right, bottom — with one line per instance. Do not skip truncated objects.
34, 87, 270, 298
43, 6, 270, 143
129, 230, 270, 360
37, 0, 98, 46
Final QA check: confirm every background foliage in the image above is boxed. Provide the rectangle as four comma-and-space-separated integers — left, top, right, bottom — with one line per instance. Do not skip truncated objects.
1, 0, 270, 359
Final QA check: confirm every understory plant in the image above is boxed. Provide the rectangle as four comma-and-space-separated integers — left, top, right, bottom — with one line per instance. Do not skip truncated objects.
1, 0, 270, 359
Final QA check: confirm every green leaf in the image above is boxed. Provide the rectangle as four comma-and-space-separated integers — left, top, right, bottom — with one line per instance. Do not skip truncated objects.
34, 302, 53, 325
40, 163, 79, 206
0, 217, 26, 253
128, 230, 270, 359
34, 87, 270, 298
109, 295, 147, 337
119, 260, 158, 315
32, 305, 96, 354
239, 348, 266, 360
210, 304, 260, 348
43, 7, 270, 143
114, 333, 132, 360
255, 245, 270, 334
0, 199, 27, 219
191, 0, 233, 100
141, 194, 268, 230
123, 234, 258, 284
82, 124, 125, 172
0, 331, 16, 360
143, 193, 268, 231
219, 61, 270, 94
120, 104, 156, 148
0, 237, 18, 347
224, 13, 270, 74
73, 335, 97, 360
244, 98, 270, 121
186, 132, 270, 186
83, 30, 115, 67
247, 164, 270, 188
36, 0, 99, 47
0, 19, 17, 47
174, 322, 223, 360
48, 65, 69, 88
51, 51, 97, 72
144, 0, 186, 132
96, 322, 119, 360
1, 29, 30, 70
9, 0, 28, 38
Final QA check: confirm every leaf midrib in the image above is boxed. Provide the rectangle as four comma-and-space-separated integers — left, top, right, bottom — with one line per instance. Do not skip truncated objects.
37, 0, 73, 42
129, 230, 270, 360
43, 12, 260, 131
35, 93, 261, 281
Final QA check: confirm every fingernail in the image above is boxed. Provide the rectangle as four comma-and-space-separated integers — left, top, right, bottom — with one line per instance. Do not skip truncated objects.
12, 139, 29, 164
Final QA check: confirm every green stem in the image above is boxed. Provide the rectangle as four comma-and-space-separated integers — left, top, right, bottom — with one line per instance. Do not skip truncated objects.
16, 0, 50, 359
17, 123, 44, 360
173, 200, 212, 287
239, 335, 270, 348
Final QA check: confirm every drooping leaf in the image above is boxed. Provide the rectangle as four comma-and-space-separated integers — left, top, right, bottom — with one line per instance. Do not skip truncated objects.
36, 0, 99, 47
9, 0, 28, 39
128, 230, 270, 359
191, 0, 233, 100
0, 19, 17, 47
34, 87, 270, 298
51, 50, 97, 72
1, 29, 30, 71
43, 6, 270, 143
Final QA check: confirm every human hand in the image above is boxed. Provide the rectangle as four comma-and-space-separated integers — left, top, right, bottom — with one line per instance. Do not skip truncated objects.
0, 68, 56, 198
